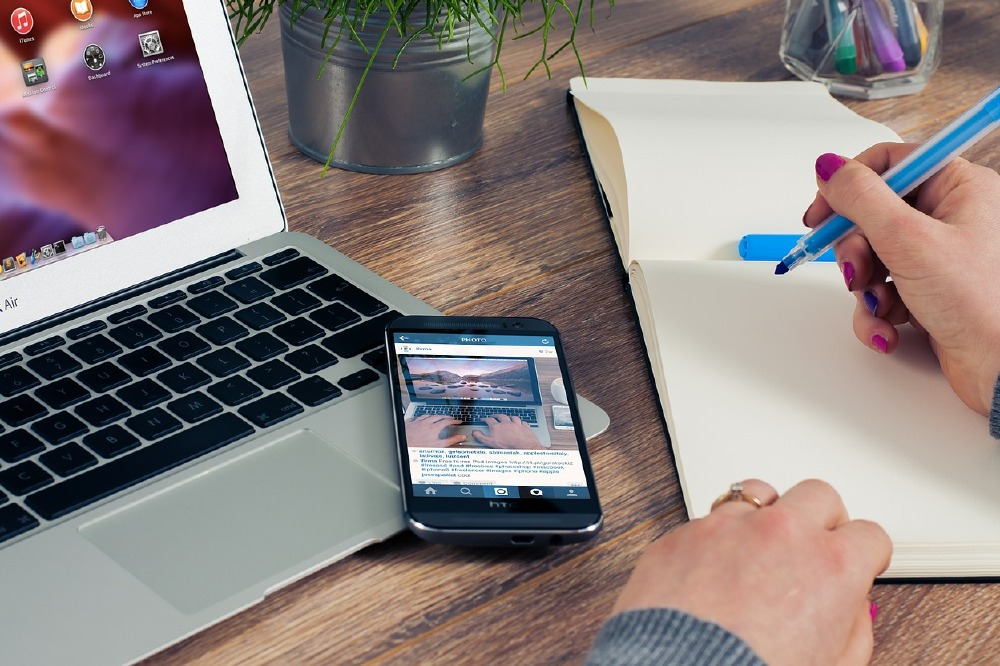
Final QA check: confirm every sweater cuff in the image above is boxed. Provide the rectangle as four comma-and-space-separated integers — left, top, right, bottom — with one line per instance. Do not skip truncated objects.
990, 374, 1000, 439
585, 607, 766, 666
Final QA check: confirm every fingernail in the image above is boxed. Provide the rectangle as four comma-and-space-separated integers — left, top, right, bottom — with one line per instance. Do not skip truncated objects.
863, 290, 878, 315
871, 334, 888, 353
842, 261, 855, 289
815, 153, 846, 182
869, 601, 879, 622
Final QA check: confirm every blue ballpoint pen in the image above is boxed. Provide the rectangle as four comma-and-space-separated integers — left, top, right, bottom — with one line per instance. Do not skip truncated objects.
776, 84, 1000, 275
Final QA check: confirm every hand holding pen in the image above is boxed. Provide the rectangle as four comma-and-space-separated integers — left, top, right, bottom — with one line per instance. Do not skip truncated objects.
800, 138, 1000, 419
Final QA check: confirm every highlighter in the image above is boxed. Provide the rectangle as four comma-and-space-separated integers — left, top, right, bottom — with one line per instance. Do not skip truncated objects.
824, 0, 857, 75
861, 0, 905, 73
889, 0, 922, 67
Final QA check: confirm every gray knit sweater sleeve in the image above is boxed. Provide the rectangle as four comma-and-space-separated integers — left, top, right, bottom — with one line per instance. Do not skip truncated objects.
585, 608, 766, 666
990, 375, 1000, 439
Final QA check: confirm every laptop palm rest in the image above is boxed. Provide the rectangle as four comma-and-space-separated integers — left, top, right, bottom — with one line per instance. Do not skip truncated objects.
80, 429, 401, 614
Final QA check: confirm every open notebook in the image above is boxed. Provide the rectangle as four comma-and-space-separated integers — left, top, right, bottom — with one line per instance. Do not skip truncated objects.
569, 77, 1000, 578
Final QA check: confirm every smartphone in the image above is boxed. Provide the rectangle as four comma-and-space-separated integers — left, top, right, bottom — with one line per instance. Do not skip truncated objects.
385, 315, 603, 547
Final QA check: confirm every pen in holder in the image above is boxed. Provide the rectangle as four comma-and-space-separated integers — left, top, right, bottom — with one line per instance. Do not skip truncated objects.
780, 0, 943, 99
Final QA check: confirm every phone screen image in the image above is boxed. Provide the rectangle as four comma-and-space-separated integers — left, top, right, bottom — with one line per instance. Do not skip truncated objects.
386, 317, 601, 546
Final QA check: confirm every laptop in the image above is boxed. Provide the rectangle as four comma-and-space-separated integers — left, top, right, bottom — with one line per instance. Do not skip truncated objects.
0, 2, 444, 663
401, 355, 552, 447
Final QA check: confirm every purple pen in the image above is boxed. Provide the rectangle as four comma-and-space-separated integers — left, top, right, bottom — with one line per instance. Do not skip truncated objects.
861, 0, 905, 72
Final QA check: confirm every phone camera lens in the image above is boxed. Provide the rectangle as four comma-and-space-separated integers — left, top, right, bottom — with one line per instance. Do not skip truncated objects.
512, 322, 523, 329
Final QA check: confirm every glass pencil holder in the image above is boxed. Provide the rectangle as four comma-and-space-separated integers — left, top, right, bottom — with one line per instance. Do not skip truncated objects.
780, 0, 943, 100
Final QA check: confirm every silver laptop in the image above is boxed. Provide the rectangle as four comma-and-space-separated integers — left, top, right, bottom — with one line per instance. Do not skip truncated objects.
0, 2, 442, 664
401, 355, 552, 447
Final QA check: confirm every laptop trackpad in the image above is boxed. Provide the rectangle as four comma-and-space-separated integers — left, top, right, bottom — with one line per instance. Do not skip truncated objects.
80, 429, 401, 614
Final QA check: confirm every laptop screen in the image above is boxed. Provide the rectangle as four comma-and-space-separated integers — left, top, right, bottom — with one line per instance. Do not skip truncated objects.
0, 1, 285, 334
0, 1, 237, 280
400, 356, 542, 406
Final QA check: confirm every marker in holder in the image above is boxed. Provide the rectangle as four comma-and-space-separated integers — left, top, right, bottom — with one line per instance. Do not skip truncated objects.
779, 0, 943, 100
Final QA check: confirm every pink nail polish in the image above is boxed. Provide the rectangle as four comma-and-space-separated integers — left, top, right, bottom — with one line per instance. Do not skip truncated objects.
815, 153, 846, 182
872, 335, 888, 353
842, 262, 855, 289
869, 601, 879, 622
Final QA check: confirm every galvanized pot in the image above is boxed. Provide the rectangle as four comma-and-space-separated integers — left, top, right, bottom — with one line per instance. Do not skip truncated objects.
279, 5, 497, 174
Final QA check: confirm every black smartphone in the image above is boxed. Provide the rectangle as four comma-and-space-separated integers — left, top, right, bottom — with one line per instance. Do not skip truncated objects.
385, 315, 603, 547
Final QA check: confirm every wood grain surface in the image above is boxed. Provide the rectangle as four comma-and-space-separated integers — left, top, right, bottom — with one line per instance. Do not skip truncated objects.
147, 1, 1000, 663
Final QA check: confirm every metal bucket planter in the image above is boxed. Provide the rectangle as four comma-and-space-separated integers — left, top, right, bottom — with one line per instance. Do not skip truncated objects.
279, 5, 497, 174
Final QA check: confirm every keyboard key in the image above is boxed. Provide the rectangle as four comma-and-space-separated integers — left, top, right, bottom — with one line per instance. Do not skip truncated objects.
287, 376, 342, 407
0, 352, 22, 370
75, 395, 131, 427
167, 391, 223, 424
259, 256, 327, 290
26, 413, 254, 520
0, 461, 54, 495
285, 345, 338, 374
225, 262, 262, 280
223, 276, 274, 304
238, 393, 303, 428
187, 291, 238, 318
83, 425, 140, 459
309, 303, 360, 332
66, 321, 108, 340
26, 350, 82, 381
271, 288, 321, 316
107, 305, 147, 324
116, 379, 170, 410
24, 336, 65, 356
308, 275, 388, 316
158, 331, 211, 361
339, 369, 381, 391
31, 411, 88, 445
77, 362, 132, 393
157, 363, 211, 394
235, 332, 288, 362
109, 320, 162, 349
125, 407, 182, 441
322, 311, 400, 358
207, 376, 262, 406
187, 276, 224, 294
262, 247, 299, 266
148, 305, 200, 333
0, 504, 39, 544
196, 316, 248, 345
361, 348, 388, 374
234, 302, 285, 330
40, 443, 99, 477
246, 360, 300, 390
35, 378, 90, 410
273, 317, 325, 346
148, 290, 186, 309
0, 394, 47, 427
118, 347, 171, 377
0, 430, 46, 463
68, 334, 123, 364
0, 366, 40, 397
197, 348, 251, 378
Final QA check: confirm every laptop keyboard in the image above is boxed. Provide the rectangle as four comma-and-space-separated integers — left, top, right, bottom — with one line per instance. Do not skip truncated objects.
0, 247, 400, 546
412, 405, 539, 426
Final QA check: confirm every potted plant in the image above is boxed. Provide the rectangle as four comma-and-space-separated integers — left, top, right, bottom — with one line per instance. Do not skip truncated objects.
227, 0, 614, 174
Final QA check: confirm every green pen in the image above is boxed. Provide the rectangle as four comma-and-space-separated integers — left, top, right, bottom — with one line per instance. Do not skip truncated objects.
825, 0, 857, 75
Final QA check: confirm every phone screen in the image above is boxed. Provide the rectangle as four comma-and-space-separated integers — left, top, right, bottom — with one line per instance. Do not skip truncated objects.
388, 318, 599, 544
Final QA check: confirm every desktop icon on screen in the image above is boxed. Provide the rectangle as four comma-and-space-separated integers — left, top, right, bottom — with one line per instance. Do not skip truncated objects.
10, 7, 33, 35
53, 240, 66, 254
20, 58, 47, 86
15, 253, 27, 268
70, 0, 94, 22
83, 232, 96, 245
3, 258, 15, 272
71, 236, 84, 249
40, 245, 54, 259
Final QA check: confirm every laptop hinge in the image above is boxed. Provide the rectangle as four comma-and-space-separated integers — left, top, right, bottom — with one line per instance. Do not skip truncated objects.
0, 250, 244, 349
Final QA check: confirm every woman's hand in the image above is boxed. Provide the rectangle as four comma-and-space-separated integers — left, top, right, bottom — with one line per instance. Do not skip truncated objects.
804, 144, 1000, 416
612, 479, 891, 665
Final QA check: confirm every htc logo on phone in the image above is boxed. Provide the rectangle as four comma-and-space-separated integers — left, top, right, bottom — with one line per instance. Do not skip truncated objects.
488, 500, 515, 509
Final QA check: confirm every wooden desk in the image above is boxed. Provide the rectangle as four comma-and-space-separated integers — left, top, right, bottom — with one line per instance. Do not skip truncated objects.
151, 1, 1000, 663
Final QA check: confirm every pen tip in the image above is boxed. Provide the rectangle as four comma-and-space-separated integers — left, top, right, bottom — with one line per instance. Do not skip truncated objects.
774, 262, 789, 276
